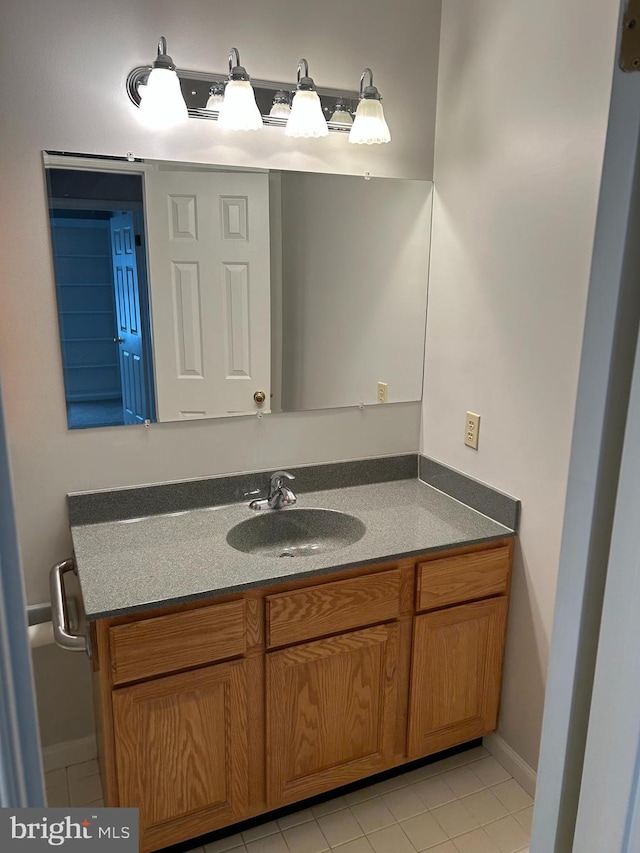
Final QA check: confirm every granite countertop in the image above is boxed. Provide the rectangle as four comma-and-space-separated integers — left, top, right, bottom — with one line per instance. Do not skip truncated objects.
71, 478, 514, 621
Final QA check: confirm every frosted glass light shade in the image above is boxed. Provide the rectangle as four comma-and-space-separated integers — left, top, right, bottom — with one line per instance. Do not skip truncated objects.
270, 102, 291, 118
285, 90, 328, 138
206, 92, 225, 110
349, 98, 391, 145
217, 80, 263, 130
329, 107, 353, 125
138, 67, 188, 129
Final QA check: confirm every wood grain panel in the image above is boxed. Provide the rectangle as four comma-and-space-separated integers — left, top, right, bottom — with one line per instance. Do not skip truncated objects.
417, 546, 511, 611
399, 561, 416, 615
394, 616, 413, 761
113, 660, 248, 852
266, 569, 401, 648
246, 652, 266, 811
94, 620, 119, 807
407, 597, 509, 758
266, 624, 399, 806
244, 593, 265, 652
109, 599, 245, 684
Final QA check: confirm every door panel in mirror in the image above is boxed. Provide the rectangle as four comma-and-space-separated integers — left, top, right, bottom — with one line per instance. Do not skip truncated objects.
145, 167, 271, 421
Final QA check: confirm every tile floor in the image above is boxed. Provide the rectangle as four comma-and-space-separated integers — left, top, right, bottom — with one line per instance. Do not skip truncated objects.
45, 747, 533, 853
45, 758, 104, 808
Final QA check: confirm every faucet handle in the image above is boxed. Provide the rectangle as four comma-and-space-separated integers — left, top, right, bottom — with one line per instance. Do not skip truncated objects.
271, 470, 295, 484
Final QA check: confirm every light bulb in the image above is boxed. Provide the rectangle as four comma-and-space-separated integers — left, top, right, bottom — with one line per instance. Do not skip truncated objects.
137, 37, 188, 130
216, 48, 263, 131
270, 102, 291, 118
349, 99, 390, 144
285, 59, 328, 139
269, 91, 291, 119
329, 98, 353, 125
206, 84, 225, 111
349, 68, 391, 145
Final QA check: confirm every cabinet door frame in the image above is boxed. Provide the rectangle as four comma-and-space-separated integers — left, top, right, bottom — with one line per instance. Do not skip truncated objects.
112, 658, 250, 852
407, 596, 508, 758
266, 623, 400, 807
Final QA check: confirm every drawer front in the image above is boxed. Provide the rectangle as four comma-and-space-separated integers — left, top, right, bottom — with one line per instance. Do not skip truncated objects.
417, 546, 511, 612
109, 599, 246, 684
266, 569, 402, 648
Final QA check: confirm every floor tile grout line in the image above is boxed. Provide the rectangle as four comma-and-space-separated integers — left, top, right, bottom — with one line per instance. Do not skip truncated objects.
56, 749, 531, 852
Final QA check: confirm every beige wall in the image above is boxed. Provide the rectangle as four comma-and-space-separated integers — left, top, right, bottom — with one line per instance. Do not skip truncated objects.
0, 0, 440, 747
422, 0, 619, 770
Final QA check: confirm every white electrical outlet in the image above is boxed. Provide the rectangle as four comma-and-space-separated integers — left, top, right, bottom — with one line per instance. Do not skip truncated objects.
465, 411, 480, 449
377, 382, 388, 403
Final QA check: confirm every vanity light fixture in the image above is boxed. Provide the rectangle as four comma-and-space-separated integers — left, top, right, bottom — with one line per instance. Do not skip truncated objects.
137, 37, 189, 129
205, 82, 225, 111
285, 59, 329, 138
329, 97, 353, 125
269, 90, 291, 119
126, 51, 385, 139
349, 68, 391, 145
217, 48, 263, 131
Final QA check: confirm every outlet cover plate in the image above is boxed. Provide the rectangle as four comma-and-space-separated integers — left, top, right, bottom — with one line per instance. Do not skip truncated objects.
465, 411, 480, 449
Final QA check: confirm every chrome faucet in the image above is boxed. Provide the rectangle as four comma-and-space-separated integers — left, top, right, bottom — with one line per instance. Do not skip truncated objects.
249, 471, 297, 511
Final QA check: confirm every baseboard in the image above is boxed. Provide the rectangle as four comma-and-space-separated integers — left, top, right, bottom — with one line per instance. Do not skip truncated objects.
483, 733, 537, 797
41, 734, 97, 773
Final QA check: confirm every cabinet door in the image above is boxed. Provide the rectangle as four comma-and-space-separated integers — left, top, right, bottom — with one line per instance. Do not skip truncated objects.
407, 597, 508, 758
113, 659, 249, 852
267, 624, 400, 806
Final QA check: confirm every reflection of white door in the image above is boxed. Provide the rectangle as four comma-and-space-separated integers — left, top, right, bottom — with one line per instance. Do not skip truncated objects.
110, 212, 150, 425
144, 169, 271, 421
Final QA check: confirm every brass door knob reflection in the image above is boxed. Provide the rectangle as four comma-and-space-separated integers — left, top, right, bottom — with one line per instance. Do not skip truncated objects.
253, 391, 266, 404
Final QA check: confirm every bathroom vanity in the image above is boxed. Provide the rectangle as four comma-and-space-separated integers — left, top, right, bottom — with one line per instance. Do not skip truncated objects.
64, 463, 518, 853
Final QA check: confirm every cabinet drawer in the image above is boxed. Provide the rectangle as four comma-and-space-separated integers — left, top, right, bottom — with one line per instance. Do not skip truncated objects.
109, 599, 246, 685
266, 569, 402, 648
417, 546, 511, 612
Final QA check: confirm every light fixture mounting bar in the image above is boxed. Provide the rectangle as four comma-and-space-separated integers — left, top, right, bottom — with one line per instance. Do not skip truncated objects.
126, 65, 361, 133
621, 0, 640, 71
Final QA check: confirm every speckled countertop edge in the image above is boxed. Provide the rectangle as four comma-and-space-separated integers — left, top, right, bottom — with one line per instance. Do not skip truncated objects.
71, 478, 515, 621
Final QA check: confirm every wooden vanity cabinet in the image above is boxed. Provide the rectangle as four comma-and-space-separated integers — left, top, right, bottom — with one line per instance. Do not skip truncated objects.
94, 597, 262, 853
407, 597, 509, 757
92, 539, 513, 853
112, 659, 250, 849
407, 545, 512, 758
267, 623, 401, 806
264, 567, 407, 806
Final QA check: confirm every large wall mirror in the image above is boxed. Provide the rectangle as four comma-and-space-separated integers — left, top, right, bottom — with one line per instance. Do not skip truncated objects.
43, 152, 432, 429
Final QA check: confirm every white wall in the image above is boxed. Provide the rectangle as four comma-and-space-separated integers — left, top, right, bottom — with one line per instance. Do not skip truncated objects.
280, 173, 432, 410
422, 0, 619, 770
0, 0, 440, 747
